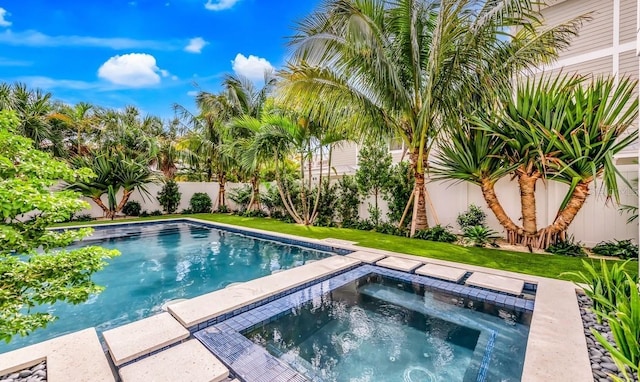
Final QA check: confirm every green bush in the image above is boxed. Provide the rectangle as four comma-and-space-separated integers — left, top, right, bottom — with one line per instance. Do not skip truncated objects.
122, 201, 142, 216
374, 222, 408, 237
337, 176, 361, 227
382, 161, 413, 225
189, 193, 212, 214
592, 240, 638, 260
157, 180, 181, 214
242, 210, 267, 218
180, 208, 192, 215
462, 225, 499, 247
457, 204, 487, 230
547, 237, 586, 257
313, 179, 339, 227
592, 275, 640, 381
228, 186, 252, 213
150, 210, 163, 216
353, 219, 375, 231
414, 225, 457, 243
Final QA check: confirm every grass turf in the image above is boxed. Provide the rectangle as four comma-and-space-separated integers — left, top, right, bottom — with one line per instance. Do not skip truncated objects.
55, 213, 638, 282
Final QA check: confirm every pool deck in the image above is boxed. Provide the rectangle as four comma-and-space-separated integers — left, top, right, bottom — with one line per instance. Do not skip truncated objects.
0, 217, 593, 382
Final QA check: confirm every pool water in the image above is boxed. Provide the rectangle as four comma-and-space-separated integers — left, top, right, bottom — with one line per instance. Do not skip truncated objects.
1, 222, 331, 353
246, 275, 531, 381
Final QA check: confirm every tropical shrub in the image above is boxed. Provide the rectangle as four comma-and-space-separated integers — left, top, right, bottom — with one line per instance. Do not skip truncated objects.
375, 222, 408, 237
71, 213, 95, 222
383, 161, 413, 225
122, 201, 142, 216
457, 204, 487, 230
228, 185, 252, 213
150, 210, 163, 216
0, 110, 118, 341
353, 219, 375, 231
592, 275, 640, 382
592, 240, 638, 260
356, 144, 392, 226
547, 237, 586, 257
462, 226, 499, 247
337, 176, 361, 228
313, 180, 339, 227
564, 260, 637, 320
414, 225, 457, 243
157, 180, 181, 214
189, 193, 212, 214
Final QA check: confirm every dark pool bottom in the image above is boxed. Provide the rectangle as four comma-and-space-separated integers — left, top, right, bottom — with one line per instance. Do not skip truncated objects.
196, 265, 533, 382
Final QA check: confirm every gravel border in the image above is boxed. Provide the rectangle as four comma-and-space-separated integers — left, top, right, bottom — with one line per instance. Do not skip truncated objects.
0, 361, 46, 382
578, 293, 637, 382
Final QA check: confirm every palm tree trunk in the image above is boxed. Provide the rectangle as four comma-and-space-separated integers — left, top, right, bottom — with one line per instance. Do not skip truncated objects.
309, 145, 324, 224
91, 196, 110, 217
480, 178, 523, 243
248, 175, 260, 211
274, 151, 304, 223
537, 181, 590, 248
217, 172, 226, 210
410, 171, 429, 236
518, 171, 541, 235
115, 189, 133, 214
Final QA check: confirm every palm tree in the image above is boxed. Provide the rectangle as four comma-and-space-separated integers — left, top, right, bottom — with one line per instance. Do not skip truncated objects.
434, 74, 638, 248
175, 91, 236, 209
50, 101, 96, 156
279, 0, 583, 235
68, 152, 161, 219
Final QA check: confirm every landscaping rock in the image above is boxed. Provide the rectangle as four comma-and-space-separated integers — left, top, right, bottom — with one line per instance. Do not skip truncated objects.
0, 361, 46, 382
578, 294, 637, 382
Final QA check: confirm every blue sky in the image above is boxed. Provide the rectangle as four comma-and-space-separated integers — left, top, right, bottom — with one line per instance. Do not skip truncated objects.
0, 0, 320, 118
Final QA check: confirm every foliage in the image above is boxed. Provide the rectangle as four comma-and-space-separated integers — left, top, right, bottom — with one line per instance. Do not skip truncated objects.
374, 222, 408, 237
592, 275, 640, 382
414, 225, 458, 243
434, 74, 639, 249
228, 185, 252, 213
313, 180, 339, 227
457, 204, 487, 230
592, 240, 639, 261
149, 210, 163, 216
157, 179, 182, 214
564, 260, 637, 320
462, 226, 500, 248
355, 144, 392, 225
547, 237, 586, 257
0, 110, 118, 341
382, 161, 413, 225
189, 192, 212, 214
122, 201, 142, 216
353, 219, 375, 231
70, 213, 94, 222
336, 176, 360, 228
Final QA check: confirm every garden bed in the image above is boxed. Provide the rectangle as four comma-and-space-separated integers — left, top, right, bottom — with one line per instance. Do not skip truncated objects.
0, 361, 46, 382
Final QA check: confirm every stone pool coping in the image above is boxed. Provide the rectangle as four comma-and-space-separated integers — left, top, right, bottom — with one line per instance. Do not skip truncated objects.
3, 217, 591, 382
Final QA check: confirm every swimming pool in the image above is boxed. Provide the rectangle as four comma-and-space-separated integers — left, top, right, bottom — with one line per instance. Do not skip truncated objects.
197, 265, 532, 382
1, 221, 333, 353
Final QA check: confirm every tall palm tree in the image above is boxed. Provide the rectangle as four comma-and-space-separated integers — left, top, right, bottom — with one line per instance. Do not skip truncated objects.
50, 101, 96, 156
279, 0, 583, 235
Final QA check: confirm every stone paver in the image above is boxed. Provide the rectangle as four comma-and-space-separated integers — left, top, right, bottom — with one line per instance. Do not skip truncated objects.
375, 256, 422, 272
103, 312, 189, 366
321, 238, 358, 246
465, 272, 524, 295
0, 328, 114, 382
346, 250, 386, 264
415, 263, 467, 282
118, 340, 228, 382
169, 255, 361, 328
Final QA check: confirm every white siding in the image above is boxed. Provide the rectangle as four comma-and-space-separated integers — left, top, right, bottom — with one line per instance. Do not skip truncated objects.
542, 0, 614, 59
620, 0, 638, 43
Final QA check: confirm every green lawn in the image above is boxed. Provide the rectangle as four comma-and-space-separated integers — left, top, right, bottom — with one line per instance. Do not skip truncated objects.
56, 213, 638, 282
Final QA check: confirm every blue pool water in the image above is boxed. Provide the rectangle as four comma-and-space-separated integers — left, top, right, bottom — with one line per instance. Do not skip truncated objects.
246, 275, 531, 381
1, 222, 332, 353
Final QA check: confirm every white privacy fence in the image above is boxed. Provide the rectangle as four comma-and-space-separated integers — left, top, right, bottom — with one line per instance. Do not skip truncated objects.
80, 168, 638, 247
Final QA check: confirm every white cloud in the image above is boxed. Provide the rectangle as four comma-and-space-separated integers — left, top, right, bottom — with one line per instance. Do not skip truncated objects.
231, 53, 274, 81
187, 90, 199, 97
98, 53, 165, 87
0, 8, 11, 27
0, 30, 179, 50
184, 37, 208, 54
16, 76, 98, 90
204, 0, 240, 11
